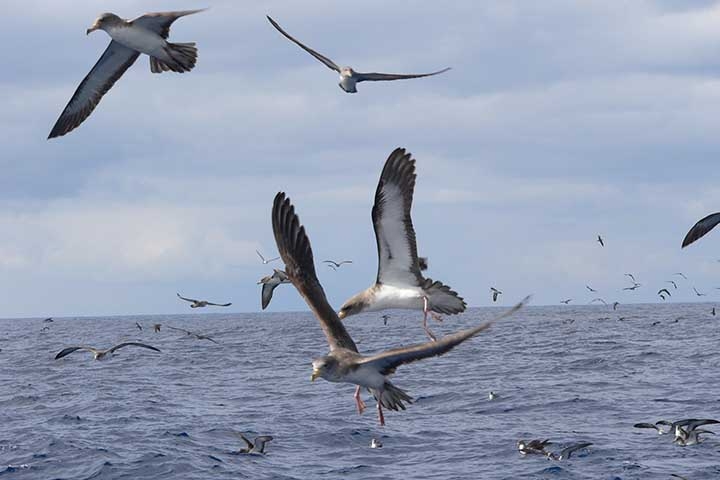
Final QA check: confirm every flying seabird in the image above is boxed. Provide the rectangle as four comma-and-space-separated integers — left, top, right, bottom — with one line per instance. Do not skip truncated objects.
674, 272, 688, 280
176, 293, 231, 308
165, 326, 219, 344
323, 260, 353, 269
256, 249, 280, 265
153, 323, 161, 332
560, 299, 572, 304
658, 288, 671, 298
612, 302, 620, 310
55, 342, 160, 360
44, 317, 54, 323
382, 314, 390, 326
633, 422, 670, 435
625, 273, 636, 283
336, 149, 466, 340
597, 235, 604, 247
272, 192, 526, 426
48, 9, 204, 139
623, 283, 641, 291
237, 433, 273, 454
545, 442, 593, 461
682, 212, 720, 248
666, 280, 678, 290
266, 16, 450, 94
712, 307, 716, 316
586, 285, 597, 293
590, 298, 607, 305
258, 269, 291, 309
517, 439, 552, 455
135, 322, 143, 331
693, 287, 706, 297
490, 287, 502, 302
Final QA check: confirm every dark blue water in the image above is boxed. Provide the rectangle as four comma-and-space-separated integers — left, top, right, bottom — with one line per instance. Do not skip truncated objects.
1, 303, 719, 479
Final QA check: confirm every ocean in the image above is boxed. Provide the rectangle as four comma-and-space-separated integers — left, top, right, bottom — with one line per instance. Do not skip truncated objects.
1, 303, 719, 479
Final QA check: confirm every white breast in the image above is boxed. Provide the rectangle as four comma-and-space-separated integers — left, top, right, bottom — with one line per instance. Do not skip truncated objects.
107, 25, 165, 56
368, 284, 425, 311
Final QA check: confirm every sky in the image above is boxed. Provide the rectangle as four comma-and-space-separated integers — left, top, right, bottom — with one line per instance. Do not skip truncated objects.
1, 0, 720, 318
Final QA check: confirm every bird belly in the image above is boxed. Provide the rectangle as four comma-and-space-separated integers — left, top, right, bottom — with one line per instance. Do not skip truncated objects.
368, 285, 424, 311
344, 365, 386, 389
108, 26, 165, 57
339, 75, 357, 93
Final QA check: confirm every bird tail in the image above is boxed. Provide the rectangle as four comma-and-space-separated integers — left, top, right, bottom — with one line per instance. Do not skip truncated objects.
150, 42, 198, 73
423, 278, 466, 315
371, 382, 413, 411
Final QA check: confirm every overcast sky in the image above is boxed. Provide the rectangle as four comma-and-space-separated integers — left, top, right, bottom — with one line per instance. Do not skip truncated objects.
1, 0, 720, 318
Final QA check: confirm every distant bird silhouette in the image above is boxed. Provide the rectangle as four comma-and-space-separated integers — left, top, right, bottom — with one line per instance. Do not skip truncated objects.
693, 287, 707, 297
681, 212, 720, 248
674, 272, 688, 280
237, 433, 273, 454
517, 438, 552, 455
612, 302, 620, 311
658, 288, 671, 298
624, 273, 636, 283
381, 314, 390, 325
176, 293, 231, 308
370, 438, 383, 448
323, 259, 353, 269
256, 249, 280, 265
55, 342, 160, 360
666, 280, 678, 290
590, 298, 607, 305
623, 284, 641, 291
597, 235, 604, 247
560, 299, 572, 304
586, 285, 597, 293
153, 323, 161, 332
545, 442, 593, 461
712, 307, 716, 316
135, 322, 143, 331
166, 326, 219, 344
490, 287, 502, 302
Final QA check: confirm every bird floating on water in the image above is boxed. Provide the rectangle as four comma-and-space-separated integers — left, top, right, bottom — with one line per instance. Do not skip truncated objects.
266, 16, 450, 94
48, 9, 205, 139
176, 293, 231, 308
490, 287, 502, 302
55, 342, 160, 360
560, 299, 572, 304
271, 192, 526, 426
517, 439, 552, 455
323, 260, 353, 270
370, 438, 383, 448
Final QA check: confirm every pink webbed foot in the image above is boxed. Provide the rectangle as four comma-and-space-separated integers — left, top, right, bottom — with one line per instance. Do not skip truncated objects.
422, 296, 438, 341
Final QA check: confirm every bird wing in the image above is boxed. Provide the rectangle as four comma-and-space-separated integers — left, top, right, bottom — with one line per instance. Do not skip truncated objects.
679, 419, 719, 431
48, 41, 140, 139
237, 432, 254, 450
633, 423, 660, 431
131, 9, 206, 39
322, 260, 340, 267
272, 193, 358, 352
261, 282, 278, 310
205, 301, 232, 307
166, 325, 192, 335
198, 335, 220, 344
591, 298, 607, 305
357, 297, 528, 375
253, 436, 274, 453
177, 293, 199, 303
559, 442, 592, 459
256, 250, 266, 262
266, 16, 340, 72
372, 148, 424, 287
682, 212, 720, 248
107, 342, 160, 354
355, 67, 451, 82
55, 346, 96, 359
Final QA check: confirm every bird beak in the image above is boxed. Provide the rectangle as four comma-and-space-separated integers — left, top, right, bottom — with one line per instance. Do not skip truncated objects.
311, 369, 320, 382
86, 23, 100, 35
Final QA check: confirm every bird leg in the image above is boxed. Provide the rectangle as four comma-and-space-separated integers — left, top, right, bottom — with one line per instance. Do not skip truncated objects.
377, 399, 385, 426
354, 385, 366, 415
422, 296, 438, 341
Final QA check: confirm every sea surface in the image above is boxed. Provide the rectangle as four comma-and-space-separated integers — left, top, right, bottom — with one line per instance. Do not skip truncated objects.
1, 303, 719, 479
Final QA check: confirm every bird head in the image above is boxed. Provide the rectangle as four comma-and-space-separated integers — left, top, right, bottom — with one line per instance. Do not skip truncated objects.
310, 356, 337, 382
87, 13, 121, 35
338, 294, 366, 319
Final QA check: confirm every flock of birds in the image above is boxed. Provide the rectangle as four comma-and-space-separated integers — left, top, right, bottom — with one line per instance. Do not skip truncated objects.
23, 5, 720, 466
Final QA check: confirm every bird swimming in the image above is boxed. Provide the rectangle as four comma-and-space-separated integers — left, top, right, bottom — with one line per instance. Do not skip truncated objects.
55, 342, 160, 360
323, 260, 353, 270
271, 192, 526, 426
49, 9, 204, 138
336, 149, 466, 341
517, 439, 552, 455
586, 285, 597, 293
370, 438, 383, 448
258, 269, 291, 309
266, 16, 450, 94
176, 293, 231, 308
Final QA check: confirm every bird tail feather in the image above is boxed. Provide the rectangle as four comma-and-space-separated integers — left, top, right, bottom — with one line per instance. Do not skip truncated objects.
371, 382, 413, 411
423, 278, 466, 315
150, 42, 198, 73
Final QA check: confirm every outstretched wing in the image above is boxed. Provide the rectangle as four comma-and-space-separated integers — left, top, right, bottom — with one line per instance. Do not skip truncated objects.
55, 346, 94, 359
358, 297, 528, 375
131, 9, 206, 39
266, 16, 340, 72
372, 148, 424, 287
206, 301, 232, 307
237, 432, 253, 449
682, 212, 720, 248
108, 342, 160, 354
166, 326, 192, 335
253, 436, 274, 453
272, 192, 357, 352
356, 67, 450, 83
48, 41, 140, 139
177, 293, 198, 303
261, 282, 278, 310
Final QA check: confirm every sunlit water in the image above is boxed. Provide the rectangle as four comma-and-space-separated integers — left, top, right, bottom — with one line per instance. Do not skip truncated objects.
1, 303, 719, 479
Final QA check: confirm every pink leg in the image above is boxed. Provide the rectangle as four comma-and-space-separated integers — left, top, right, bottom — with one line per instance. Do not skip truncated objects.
354, 385, 366, 415
377, 399, 385, 426
422, 297, 437, 341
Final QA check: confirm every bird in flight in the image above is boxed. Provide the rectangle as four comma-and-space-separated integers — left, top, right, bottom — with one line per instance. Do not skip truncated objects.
48, 9, 205, 139
545, 442, 593, 461
517, 439, 552, 455
323, 260, 353, 270
266, 16, 450, 94
590, 298, 607, 305
236, 433, 273, 454
256, 249, 280, 264
258, 269, 291, 310
55, 342, 160, 360
666, 280, 678, 290
624, 273, 636, 283
135, 322, 143, 331
271, 192, 526, 426
658, 288, 671, 299
490, 287, 502, 302
597, 235, 604, 247
176, 293, 231, 308
674, 272, 688, 280
586, 285, 597, 293
560, 299, 572, 304
682, 212, 720, 248
165, 326, 219, 344
336, 149, 466, 341
693, 287, 707, 297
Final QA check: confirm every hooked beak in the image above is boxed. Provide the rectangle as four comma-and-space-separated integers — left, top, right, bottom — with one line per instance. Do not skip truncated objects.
86, 23, 100, 35
310, 369, 320, 382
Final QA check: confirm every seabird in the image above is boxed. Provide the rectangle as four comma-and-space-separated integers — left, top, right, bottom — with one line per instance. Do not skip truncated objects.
135, 322, 143, 331
590, 298, 607, 305
370, 438, 383, 448
633, 422, 670, 435
323, 260, 353, 269
490, 287, 502, 302
266, 16, 450, 94
623, 283, 641, 291
153, 323, 161, 332
693, 287, 706, 297
176, 293, 231, 308
586, 285, 597, 293
545, 442, 593, 461
165, 326, 219, 344
237, 433, 273, 454
674, 272, 688, 280
682, 212, 720, 248
612, 302, 620, 310
560, 299, 572, 304
382, 314, 390, 326
258, 269, 291, 310
712, 307, 716, 316
44, 317, 54, 323
488, 391, 498, 400
666, 280, 678, 290
48, 9, 204, 139
517, 439, 552, 455
256, 249, 280, 265
272, 192, 526, 426
658, 288, 671, 298
625, 273, 636, 283
55, 342, 160, 360
597, 235, 604, 247
336, 149, 466, 340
